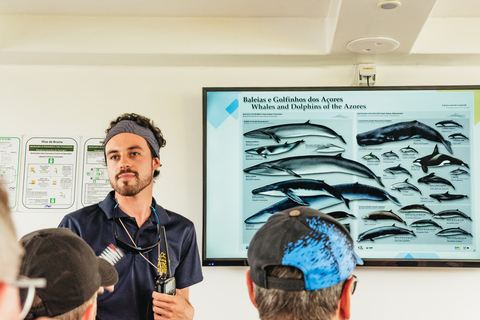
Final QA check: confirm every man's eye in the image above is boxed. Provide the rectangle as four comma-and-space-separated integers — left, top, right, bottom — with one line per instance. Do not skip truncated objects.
110, 155, 118, 160
131, 152, 139, 156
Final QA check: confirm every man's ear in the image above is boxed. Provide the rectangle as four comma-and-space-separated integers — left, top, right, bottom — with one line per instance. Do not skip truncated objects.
152, 157, 161, 171
246, 270, 258, 308
337, 277, 354, 320
81, 302, 96, 320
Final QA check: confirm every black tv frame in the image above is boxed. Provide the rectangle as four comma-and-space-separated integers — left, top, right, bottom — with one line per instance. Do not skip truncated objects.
203, 85, 480, 268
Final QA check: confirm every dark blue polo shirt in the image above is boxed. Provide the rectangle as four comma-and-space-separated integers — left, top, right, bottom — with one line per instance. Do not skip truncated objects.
59, 191, 203, 320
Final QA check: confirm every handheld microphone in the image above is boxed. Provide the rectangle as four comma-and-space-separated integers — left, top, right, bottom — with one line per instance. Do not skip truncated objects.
155, 226, 176, 295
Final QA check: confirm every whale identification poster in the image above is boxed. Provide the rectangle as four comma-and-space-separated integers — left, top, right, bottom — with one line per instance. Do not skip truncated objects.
203, 86, 480, 267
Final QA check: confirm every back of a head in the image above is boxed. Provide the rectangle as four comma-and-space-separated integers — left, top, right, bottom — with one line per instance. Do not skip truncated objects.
247, 207, 363, 320
254, 266, 346, 320
20, 228, 118, 320
0, 185, 23, 283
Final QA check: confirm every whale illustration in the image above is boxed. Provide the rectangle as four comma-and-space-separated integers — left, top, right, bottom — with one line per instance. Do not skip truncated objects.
435, 120, 462, 128
245, 140, 304, 158
251, 179, 350, 208
432, 209, 471, 220
357, 224, 416, 242
325, 211, 357, 221
410, 219, 443, 229
413, 144, 469, 173
436, 227, 472, 237
362, 210, 406, 225
448, 133, 468, 140
244, 120, 346, 143
245, 182, 400, 224
399, 204, 434, 215
356, 120, 452, 154
243, 154, 384, 187
315, 143, 345, 153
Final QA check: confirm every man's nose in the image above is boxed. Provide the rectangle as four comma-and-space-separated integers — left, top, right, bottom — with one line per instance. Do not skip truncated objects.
119, 155, 131, 169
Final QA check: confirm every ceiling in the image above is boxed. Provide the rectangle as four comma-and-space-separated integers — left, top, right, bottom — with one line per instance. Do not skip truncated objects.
0, 0, 478, 18
0, 0, 479, 66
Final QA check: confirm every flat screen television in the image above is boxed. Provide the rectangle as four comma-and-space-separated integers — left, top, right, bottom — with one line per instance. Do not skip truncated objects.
203, 86, 480, 267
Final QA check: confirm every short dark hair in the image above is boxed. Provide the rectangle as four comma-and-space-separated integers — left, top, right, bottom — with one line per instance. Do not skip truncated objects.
104, 113, 166, 178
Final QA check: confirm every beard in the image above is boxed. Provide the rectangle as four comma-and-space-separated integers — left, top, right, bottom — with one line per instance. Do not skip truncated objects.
111, 169, 153, 197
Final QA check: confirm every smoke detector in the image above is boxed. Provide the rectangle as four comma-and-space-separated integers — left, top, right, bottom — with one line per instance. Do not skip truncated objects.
346, 37, 400, 54
378, 1, 401, 10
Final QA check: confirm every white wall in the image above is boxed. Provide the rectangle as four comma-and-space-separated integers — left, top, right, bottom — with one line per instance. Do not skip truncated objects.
3, 64, 480, 319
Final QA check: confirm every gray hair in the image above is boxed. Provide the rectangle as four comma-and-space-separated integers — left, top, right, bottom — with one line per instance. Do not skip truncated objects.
253, 266, 346, 320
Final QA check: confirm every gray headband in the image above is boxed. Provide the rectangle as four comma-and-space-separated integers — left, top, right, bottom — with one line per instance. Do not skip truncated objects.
104, 120, 160, 159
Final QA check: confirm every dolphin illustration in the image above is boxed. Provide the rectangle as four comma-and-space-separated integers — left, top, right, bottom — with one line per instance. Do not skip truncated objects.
357, 224, 416, 242
384, 164, 412, 177
356, 120, 453, 154
413, 145, 469, 173
429, 191, 468, 202
399, 145, 418, 154
362, 152, 379, 161
245, 182, 400, 224
245, 140, 304, 158
382, 150, 399, 159
244, 120, 346, 144
449, 167, 469, 176
417, 172, 455, 189
391, 179, 422, 195
243, 154, 384, 187
251, 179, 350, 208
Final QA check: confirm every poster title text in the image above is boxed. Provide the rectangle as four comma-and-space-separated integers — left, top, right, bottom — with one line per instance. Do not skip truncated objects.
244, 96, 366, 111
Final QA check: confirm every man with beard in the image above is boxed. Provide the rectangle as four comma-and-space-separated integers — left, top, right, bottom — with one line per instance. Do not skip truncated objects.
59, 113, 203, 320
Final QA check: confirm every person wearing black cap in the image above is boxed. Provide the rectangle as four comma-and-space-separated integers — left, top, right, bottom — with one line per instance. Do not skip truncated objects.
246, 206, 363, 320
59, 113, 203, 320
20, 228, 119, 320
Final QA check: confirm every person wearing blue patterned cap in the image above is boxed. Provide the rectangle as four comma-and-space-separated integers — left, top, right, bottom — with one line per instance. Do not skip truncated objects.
246, 206, 363, 320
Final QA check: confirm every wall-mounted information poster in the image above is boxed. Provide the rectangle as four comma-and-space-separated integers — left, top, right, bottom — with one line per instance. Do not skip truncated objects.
21, 137, 79, 210
203, 86, 480, 267
0, 136, 21, 209
81, 138, 112, 207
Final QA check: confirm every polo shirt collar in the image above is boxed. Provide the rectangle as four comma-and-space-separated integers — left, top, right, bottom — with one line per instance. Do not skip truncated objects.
99, 191, 170, 225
